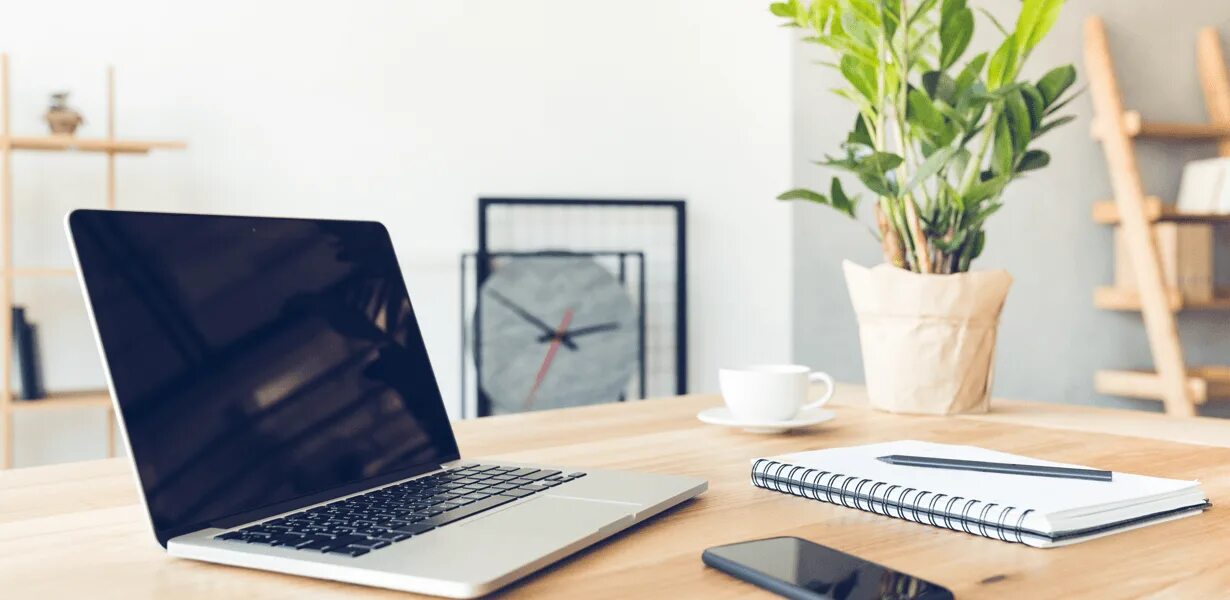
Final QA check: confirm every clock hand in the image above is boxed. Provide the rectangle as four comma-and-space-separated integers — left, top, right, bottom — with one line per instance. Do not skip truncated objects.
536, 322, 620, 343
523, 309, 574, 410
486, 289, 578, 351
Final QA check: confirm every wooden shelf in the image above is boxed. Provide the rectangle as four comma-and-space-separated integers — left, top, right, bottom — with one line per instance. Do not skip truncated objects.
1092, 197, 1230, 225
1096, 367, 1230, 405
1, 135, 185, 154
1095, 286, 1230, 311
6, 267, 76, 278
7, 390, 111, 411
1093, 110, 1230, 140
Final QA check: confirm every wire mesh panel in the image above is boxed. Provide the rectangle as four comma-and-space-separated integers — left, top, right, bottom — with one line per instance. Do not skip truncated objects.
465, 198, 685, 417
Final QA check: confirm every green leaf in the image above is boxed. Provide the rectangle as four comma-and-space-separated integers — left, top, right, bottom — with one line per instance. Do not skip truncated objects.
847, 113, 874, 147
967, 175, 1009, 204
976, 7, 1008, 36
969, 229, 986, 259
907, 87, 946, 136
909, 0, 939, 25
1004, 90, 1033, 153
850, 152, 904, 198
1015, 0, 1064, 54
841, 7, 877, 47
932, 228, 968, 252
939, 6, 974, 70
1034, 114, 1075, 138
904, 146, 956, 195
940, 0, 966, 23
1016, 149, 1050, 172
769, 2, 795, 18
858, 171, 899, 197
922, 71, 957, 104
969, 203, 1002, 229
933, 100, 970, 131
1043, 87, 1083, 116
954, 52, 988, 91
807, 0, 832, 29
813, 33, 878, 66
777, 188, 829, 203
1020, 83, 1045, 131
1037, 64, 1077, 106
840, 54, 878, 102
991, 113, 1014, 175
879, 0, 901, 40
830, 177, 857, 216
987, 35, 1019, 89
862, 151, 904, 173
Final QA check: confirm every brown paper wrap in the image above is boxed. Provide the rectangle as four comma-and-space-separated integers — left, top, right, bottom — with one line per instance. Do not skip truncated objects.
843, 260, 1013, 415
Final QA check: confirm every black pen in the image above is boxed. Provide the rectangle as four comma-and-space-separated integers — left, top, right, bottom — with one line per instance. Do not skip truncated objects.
877, 455, 1113, 482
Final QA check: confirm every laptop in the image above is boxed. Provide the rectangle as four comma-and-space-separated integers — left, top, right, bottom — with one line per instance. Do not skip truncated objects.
66, 210, 706, 598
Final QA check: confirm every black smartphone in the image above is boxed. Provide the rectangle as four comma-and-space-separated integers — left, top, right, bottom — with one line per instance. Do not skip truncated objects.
702, 536, 954, 600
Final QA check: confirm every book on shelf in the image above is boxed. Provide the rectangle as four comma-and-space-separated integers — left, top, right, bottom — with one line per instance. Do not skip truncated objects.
11, 306, 44, 400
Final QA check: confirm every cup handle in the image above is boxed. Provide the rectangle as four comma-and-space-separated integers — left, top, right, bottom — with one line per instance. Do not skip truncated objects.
801, 372, 835, 410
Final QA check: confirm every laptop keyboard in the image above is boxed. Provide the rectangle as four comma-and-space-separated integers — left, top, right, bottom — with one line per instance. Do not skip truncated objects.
214, 465, 586, 557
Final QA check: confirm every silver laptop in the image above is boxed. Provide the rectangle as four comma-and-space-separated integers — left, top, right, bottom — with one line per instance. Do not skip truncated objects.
66, 210, 705, 598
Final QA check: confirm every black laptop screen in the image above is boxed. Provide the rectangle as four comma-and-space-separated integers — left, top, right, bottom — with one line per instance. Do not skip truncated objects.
69, 210, 460, 546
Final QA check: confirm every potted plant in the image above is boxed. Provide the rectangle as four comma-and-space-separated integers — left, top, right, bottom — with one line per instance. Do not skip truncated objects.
772, 0, 1077, 414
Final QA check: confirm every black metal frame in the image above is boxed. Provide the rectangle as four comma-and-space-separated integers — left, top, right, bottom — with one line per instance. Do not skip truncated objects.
472, 197, 687, 417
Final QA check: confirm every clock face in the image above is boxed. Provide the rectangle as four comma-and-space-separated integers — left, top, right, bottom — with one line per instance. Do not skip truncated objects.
477, 256, 638, 414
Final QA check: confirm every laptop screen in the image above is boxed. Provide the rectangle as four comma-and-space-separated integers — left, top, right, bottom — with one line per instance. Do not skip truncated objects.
69, 210, 459, 546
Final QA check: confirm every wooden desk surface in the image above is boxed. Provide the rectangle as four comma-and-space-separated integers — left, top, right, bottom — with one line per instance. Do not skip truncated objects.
2, 386, 1228, 599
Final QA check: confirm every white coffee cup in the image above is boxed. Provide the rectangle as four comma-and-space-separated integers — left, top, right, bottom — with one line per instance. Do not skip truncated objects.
718, 364, 835, 422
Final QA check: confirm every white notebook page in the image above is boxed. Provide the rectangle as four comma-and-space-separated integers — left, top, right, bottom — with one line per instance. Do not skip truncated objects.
762, 440, 1200, 517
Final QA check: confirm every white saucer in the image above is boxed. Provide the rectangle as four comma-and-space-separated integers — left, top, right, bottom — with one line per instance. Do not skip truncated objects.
697, 406, 835, 434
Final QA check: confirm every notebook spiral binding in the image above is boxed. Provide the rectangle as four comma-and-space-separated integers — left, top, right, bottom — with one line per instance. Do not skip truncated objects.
751, 458, 1036, 544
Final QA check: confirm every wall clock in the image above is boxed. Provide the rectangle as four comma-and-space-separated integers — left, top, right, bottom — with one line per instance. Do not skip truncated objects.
476, 254, 640, 414
461, 198, 686, 417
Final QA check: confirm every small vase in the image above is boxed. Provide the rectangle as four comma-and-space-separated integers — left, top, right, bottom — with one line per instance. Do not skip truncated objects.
46, 109, 83, 135
46, 92, 83, 135
842, 260, 1013, 415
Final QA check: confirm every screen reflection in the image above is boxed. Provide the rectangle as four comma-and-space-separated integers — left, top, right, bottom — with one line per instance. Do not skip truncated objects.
70, 211, 458, 545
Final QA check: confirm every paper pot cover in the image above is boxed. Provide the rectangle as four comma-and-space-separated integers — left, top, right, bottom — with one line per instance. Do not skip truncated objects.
842, 260, 1013, 415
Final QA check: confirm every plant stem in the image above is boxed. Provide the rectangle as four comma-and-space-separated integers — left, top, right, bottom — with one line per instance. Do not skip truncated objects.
959, 107, 1000, 194
894, 0, 931, 274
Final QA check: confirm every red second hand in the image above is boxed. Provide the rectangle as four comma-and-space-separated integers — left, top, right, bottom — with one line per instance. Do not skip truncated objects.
523, 309, 574, 410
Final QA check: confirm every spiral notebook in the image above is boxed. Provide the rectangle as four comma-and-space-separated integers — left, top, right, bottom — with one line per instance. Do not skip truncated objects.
752, 440, 1209, 548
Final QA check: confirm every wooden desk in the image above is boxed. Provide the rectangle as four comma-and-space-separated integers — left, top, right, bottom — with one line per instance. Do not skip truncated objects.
2, 385, 1228, 598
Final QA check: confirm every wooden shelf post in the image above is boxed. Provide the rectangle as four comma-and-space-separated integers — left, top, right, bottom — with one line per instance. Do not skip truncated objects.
1, 54, 12, 467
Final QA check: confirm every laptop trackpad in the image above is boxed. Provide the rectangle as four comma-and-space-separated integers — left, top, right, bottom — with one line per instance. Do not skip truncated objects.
459, 496, 636, 540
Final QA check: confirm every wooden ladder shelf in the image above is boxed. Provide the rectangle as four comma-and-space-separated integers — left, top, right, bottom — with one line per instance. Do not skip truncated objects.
1084, 17, 1230, 415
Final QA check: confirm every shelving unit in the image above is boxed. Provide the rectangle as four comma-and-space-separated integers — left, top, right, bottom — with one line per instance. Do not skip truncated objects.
1084, 18, 1230, 416
0, 54, 185, 468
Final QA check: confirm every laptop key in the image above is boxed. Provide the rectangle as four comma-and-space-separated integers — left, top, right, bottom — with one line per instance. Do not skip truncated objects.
519, 470, 561, 481
518, 484, 548, 493
216, 531, 248, 542
325, 546, 371, 557
505, 468, 542, 478
389, 521, 436, 536
499, 489, 534, 498
423, 495, 518, 528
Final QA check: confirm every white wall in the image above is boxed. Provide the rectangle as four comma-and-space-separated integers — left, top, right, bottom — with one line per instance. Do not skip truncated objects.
2, 0, 794, 467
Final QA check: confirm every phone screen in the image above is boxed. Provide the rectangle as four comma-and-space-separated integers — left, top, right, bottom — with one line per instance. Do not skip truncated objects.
703, 536, 953, 600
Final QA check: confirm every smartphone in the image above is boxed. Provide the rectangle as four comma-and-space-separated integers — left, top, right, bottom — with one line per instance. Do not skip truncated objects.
702, 536, 954, 600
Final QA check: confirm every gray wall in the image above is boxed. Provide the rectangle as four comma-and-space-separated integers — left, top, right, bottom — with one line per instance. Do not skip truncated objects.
791, 0, 1230, 414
